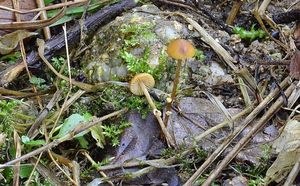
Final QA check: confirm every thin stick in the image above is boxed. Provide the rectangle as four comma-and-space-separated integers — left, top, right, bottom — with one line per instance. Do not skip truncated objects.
0, 7, 66, 30
0, 0, 87, 14
0, 108, 127, 169
83, 151, 115, 186
36, 0, 51, 40
226, 0, 243, 25
13, 130, 21, 186
284, 156, 300, 186
27, 90, 62, 138
202, 82, 295, 185
183, 77, 291, 185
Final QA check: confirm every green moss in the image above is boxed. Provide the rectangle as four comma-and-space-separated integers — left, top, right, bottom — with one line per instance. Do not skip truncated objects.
0, 100, 20, 135
194, 49, 206, 61
232, 25, 267, 41
102, 120, 131, 147
119, 22, 167, 79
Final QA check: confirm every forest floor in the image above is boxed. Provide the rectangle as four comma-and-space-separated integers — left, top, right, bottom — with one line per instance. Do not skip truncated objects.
0, 0, 299, 185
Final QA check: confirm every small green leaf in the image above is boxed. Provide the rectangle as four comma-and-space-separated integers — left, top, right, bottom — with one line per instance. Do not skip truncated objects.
22, 135, 46, 147
19, 165, 34, 179
55, 114, 86, 138
25, 140, 46, 147
44, 0, 54, 6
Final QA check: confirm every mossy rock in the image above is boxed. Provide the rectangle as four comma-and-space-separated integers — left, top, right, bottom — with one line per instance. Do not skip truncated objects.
82, 4, 190, 87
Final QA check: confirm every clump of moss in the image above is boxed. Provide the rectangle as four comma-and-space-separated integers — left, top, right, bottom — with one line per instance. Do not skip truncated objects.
232, 25, 267, 41
119, 23, 167, 79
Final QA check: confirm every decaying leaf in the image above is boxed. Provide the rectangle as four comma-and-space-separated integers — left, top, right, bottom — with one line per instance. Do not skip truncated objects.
0, 0, 37, 36
289, 50, 300, 79
265, 119, 300, 184
294, 21, 300, 50
0, 30, 37, 54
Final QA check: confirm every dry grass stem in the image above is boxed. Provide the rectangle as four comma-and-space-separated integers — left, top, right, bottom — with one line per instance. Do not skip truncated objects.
184, 77, 291, 185
202, 80, 296, 185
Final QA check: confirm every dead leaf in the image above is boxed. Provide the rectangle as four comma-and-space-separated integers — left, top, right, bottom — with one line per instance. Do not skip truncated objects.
294, 21, 300, 50
265, 119, 300, 184
289, 50, 300, 79
0, 0, 37, 36
112, 112, 163, 164
0, 62, 25, 85
0, 30, 37, 54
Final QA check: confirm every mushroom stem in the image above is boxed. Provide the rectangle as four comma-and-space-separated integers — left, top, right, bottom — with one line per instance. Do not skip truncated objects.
164, 59, 183, 126
139, 82, 176, 147
153, 109, 176, 147
139, 82, 157, 110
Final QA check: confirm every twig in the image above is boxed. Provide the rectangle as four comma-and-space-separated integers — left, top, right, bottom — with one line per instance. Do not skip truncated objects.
284, 155, 300, 186
183, 77, 291, 185
0, 0, 87, 14
72, 161, 81, 186
12, 130, 21, 186
29, 158, 62, 186
226, 0, 243, 25
83, 151, 115, 186
258, 0, 271, 15
194, 104, 253, 142
202, 81, 295, 185
0, 7, 66, 29
25, 153, 44, 186
27, 90, 62, 138
36, 0, 51, 40
48, 150, 76, 185
0, 108, 127, 169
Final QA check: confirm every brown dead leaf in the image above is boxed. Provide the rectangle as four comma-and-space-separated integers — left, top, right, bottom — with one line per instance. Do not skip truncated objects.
294, 21, 300, 50
265, 119, 300, 184
0, 30, 37, 54
0, 0, 36, 22
289, 50, 300, 79
0, 0, 37, 36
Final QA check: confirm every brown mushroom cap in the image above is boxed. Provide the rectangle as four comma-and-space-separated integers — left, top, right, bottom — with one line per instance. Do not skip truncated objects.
130, 73, 155, 95
167, 39, 196, 60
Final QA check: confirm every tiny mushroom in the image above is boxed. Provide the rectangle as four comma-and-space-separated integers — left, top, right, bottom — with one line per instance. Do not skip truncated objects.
164, 39, 196, 126
130, 73, 175, 147
130, 73, 156, 110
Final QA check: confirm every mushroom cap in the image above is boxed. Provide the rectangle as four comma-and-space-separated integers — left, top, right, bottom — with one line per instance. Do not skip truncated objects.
130, 73, 155, 95
167, 39, 195, 60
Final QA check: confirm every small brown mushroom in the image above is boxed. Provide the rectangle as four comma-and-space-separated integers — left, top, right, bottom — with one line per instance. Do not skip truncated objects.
164, 39, 195, 126
130, 73, 156, 110
130, 73, 175, 147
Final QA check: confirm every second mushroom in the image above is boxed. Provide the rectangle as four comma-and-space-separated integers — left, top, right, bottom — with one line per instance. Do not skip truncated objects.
164, 39, 196, 126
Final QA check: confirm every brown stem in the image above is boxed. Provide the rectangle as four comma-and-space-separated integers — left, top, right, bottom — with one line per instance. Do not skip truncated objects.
164, 59, 183, 126
140, 83, 157, 110
140, 83, 175, 147
226, 0, 243, 25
